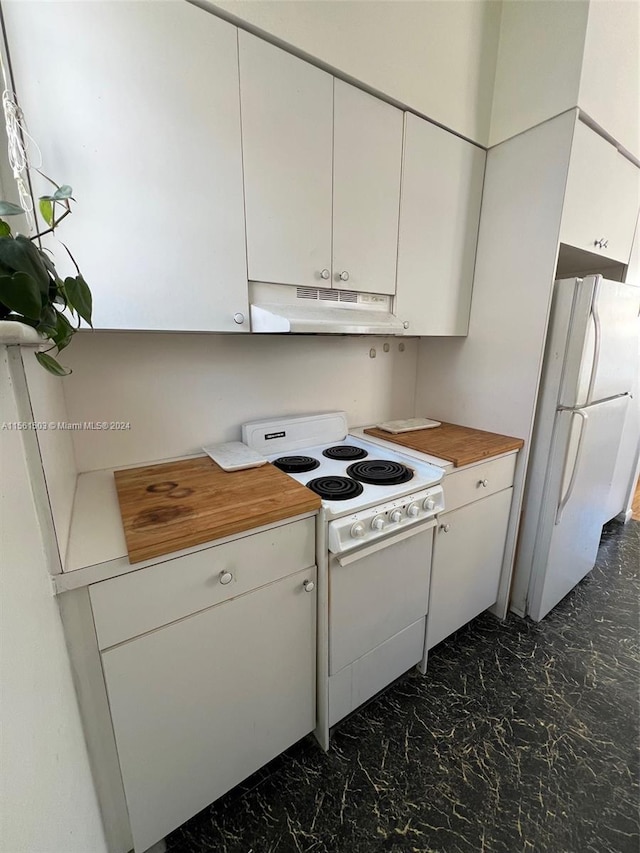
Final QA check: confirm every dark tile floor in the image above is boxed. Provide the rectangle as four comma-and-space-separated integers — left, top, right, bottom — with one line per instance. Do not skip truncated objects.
167, 520, 639, 853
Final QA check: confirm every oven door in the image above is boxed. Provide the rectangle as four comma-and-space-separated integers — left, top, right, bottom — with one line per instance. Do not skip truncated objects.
329, 519, 435, 675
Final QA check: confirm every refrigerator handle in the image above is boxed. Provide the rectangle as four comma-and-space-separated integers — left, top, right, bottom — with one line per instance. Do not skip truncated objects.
586, 281, 602, 405
555, 409, 588, 525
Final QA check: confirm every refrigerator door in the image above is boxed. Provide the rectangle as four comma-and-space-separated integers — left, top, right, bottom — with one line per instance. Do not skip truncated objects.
528, 394, 628, 621
558, 276, 640, 408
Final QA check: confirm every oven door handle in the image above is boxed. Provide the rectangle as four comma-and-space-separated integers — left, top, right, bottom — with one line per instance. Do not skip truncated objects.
335, 518, 437, 567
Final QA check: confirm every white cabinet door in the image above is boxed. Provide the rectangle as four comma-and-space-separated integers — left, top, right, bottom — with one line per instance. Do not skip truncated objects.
560, 120, 640, 264
239, 32, 333, 288
332, 80, 403, 295
101, 567, 316, 852
2, 2, 249, 332
427, 488, 512, 650
395, 113, 485, 335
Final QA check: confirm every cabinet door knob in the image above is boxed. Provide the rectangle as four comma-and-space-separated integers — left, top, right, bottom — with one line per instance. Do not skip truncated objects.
233, 313, 245, 325
403, 321, 410, 330
339, 271, 349, 282
478, 479, 488, 487
440, 523, 450, 533
219, 571, 233, 585
320, 268, 330, 280
303, 579, 315, 592
594, 238, 609, 250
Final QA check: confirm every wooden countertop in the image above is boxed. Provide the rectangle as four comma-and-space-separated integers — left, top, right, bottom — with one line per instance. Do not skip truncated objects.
364, 422, 524, 468
114, 456, 321, 563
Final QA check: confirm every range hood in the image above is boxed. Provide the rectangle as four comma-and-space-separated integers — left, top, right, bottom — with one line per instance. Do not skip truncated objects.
249, 282, 406, 335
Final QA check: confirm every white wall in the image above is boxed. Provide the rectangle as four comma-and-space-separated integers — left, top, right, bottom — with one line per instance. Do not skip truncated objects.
21, 349, 78, 564
579, 0, 640, 159
61, 332, 418, 472
0, 348, 108, 853
207, 0, 502, 145
489, 0, 588, 147
490, 0, 640, 159
609, 215, 640, 518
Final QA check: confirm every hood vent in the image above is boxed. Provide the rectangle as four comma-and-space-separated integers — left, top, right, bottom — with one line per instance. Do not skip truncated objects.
296, 286, 358, 303
249, 282, 405, 336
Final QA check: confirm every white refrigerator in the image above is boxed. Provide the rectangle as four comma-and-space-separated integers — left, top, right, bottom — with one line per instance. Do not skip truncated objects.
515, 275, 640, 622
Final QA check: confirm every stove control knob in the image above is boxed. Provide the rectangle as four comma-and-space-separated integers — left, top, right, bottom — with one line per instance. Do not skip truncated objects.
371, 515, 386, 531
407, 502, 420, 518
351, 522, 366, 539
390, 509, 403, 523
423, 498, 436, 511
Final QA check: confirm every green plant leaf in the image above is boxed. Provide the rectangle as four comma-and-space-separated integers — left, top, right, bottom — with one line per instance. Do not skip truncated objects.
40, 185, 73, 202
52, 309, 74, 351
0, 200, 24, 216
0, 220, 11, 237
35, 351, 71, 376
39, 198, 54, 226
64, 275, 92, 327
37, 248, 57, 276
0, 271, 42, 319
0, 235, 50, 294
5, 314, 38, 327
36, 304, 58, 337
52, 185, 72, 200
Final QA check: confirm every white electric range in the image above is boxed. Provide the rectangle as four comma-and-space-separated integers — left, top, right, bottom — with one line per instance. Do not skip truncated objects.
242, 411, 444, 551
242, 412, 446, 743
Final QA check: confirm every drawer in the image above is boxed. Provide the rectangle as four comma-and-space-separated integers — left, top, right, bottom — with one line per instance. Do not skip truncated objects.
443, 453, 517, 513
90, 518, 315, 649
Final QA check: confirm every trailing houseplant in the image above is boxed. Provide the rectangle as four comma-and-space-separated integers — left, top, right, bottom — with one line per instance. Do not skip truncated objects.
0, 175, 92, 375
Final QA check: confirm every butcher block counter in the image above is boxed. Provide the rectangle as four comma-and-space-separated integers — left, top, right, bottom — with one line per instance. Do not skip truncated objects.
114, 456, 321, 564
57, 454, 321, 593
362, 422, 524, 468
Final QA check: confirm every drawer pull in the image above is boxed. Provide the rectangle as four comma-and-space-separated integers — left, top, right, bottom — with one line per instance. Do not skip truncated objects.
440, 523, 450, 533
303, 579, 315, 592
478, 479, 488, 487
219, 571, 233, 585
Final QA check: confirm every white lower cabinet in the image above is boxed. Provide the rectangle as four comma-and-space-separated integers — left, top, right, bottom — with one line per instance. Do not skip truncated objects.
427, 487, 513, 650
98, 562, 316, 852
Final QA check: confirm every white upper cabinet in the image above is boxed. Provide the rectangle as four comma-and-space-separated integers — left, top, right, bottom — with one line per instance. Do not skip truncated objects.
560, 121, 640, 265
395, 114, 485, 335
239, 32, 334, 288
332, 81, 404, 295
239, 39, 402, 296
3, 2, 249, 332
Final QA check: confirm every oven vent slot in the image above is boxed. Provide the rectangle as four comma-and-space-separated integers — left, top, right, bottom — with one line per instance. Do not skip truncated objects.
338, 290, 358, 303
